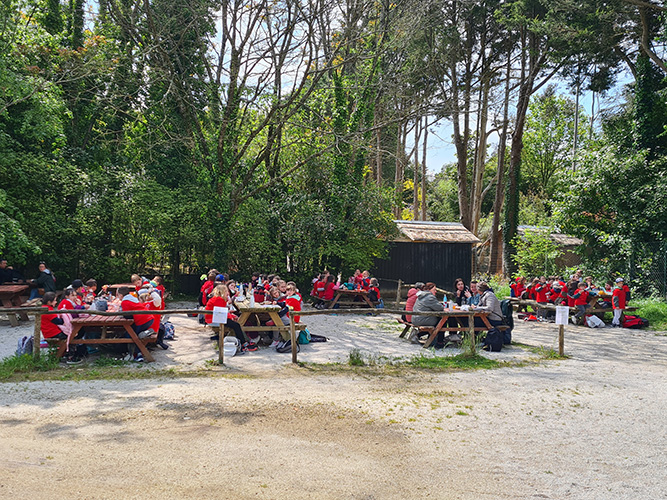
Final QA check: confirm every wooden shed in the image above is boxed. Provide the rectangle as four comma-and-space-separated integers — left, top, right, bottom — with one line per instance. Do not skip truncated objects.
372, 220, 480, 290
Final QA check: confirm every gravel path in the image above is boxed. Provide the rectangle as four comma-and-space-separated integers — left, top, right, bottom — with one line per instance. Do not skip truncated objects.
0, 305, 665, 499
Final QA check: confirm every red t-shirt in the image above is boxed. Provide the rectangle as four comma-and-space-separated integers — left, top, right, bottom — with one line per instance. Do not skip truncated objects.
200, 281, 215, 306
535, 283, 549, 303
205, 296, 227, 324
285, 295, 301, 323
612, 287, 626, 309
121, 295, 152, 326
574, 289, 589, 306
41, 305, 63, 338
323, 282, 337, 301
58, 299, 75, 310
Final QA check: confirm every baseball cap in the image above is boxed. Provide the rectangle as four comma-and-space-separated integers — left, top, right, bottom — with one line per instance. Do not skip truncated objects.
615, 277, 624, 283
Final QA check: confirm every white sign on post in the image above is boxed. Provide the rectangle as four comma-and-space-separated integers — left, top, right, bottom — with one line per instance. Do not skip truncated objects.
555, 305, 569, 326
212, 306, 229, 324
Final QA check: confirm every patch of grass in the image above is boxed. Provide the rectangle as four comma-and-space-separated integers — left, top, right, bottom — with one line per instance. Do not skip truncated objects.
348, 348, 366, 366
405, 353, 499, 370
0, 353, 60, 380
529, 346, 570, 360
632, 298, 667, 331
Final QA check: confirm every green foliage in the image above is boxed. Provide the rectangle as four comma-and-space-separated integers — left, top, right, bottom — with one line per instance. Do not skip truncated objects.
633, 298, 667, 332
0, 351, 60, 380
405, 353, 499, 370
521, 87, 593, 197
511, 228, 563, 277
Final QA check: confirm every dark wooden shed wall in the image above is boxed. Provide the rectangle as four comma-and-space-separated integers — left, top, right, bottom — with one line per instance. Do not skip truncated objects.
372, 241, 473, 290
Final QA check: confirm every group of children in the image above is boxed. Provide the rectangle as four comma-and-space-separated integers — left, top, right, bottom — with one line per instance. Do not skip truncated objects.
510, 271, 630, 327
310, 269, 383, 308
40, 274, 169, 363
199, 271, 304, 354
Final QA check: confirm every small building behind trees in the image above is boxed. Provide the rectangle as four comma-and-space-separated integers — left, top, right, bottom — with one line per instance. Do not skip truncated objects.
372, 220, 480, 290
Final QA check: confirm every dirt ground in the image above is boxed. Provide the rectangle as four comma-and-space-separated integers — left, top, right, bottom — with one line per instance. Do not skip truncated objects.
0, 305, 665, 499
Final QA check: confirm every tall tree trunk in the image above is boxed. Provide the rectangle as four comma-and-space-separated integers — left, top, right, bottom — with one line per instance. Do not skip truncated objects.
470, 75, 490, 236
413, 119, 420, 220
394, 120, 405, 218
421, 117, 428, 221
489, 53, 511, 275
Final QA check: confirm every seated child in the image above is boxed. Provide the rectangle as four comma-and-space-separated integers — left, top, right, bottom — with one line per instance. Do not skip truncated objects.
205, 285, 256, 351
369, 278, 384, 308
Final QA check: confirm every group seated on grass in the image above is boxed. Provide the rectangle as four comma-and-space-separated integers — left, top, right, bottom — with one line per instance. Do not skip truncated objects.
309, 269, 383, 309
509, 269, 632, 327
39, 274, 169, 364
400, 281, 506, 349
198, 270, 304, 355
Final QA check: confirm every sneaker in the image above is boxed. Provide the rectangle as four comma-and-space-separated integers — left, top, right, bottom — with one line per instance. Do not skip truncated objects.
408, 331, 421, 344
65, 356, 83, 365
139, 328, 155, 339
243, 342, 259, 352
122, 353, 133, 362
249, 336, 260, 344
269, 340, 280, 348
133, 354, 144, 362
276, 340, 299, 353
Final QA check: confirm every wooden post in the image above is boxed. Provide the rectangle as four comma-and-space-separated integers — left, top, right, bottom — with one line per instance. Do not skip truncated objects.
290, 315, 298, 364
395, 279, 402, 309
558, 324, 564, 356
218, 326, 224, 365
32, 310, 41, 361
468, 312, 476, 354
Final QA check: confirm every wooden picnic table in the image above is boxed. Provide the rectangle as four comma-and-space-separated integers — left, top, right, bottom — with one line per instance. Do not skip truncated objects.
51, 314, 156, 362
106, 283, 135, 295
0, 284, 30, 326
233, 304, 306, 341
418, 309, 495, 348
328, 288, 375, 309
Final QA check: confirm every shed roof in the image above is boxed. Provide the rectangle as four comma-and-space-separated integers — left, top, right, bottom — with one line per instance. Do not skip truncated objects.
394, 220, 481, 244
517, 226, 583, 247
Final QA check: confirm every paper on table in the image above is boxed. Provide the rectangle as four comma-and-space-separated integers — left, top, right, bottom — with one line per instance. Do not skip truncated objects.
555, 305, 569, 326
212, 306, 228, 324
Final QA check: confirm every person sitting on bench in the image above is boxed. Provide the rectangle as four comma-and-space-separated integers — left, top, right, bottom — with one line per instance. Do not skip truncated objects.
412, 282, 448, 348
471, 282, 504, 328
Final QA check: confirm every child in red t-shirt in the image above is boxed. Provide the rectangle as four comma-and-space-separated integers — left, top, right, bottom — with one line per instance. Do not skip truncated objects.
205, 285, 255, 351
611, 278, 627, 327
570, 282, 590, 323
369, 278, 384, 308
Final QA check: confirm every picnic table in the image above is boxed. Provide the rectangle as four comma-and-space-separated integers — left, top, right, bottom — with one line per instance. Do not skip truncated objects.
0, 284, 30, 326
50, 314, 156, 362
106, 283, 135, 296
233, 303, 306, 340
416, 309, 497, 348
328, 288, 375, 309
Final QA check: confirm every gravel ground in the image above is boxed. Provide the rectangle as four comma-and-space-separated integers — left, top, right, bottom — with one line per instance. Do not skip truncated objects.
0, 304, 665, 499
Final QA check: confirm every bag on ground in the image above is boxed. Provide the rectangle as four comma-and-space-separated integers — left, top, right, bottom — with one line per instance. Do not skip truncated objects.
16, 336, 33, 357
162, 321, 175, 340
308, 333, 328, 342
621, 315, 649, 329
585, 314, 605, 328
482, 328, 503, 352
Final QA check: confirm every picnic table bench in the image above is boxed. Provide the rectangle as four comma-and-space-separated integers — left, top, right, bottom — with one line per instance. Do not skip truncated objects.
328, 288, 376, 309
234, 304, 307, 340
0, 284, 30, 326
399, 309, 508, 348
48, 314, 157, 362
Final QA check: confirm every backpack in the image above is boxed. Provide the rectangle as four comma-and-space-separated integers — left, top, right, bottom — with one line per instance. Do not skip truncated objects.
298, 327, 311, 344
482, 328, 503, 352
621, 315, 648, 329
16, 336, 34, 357
163, 321, 175, 340
500, 299, 514, 344
308, 333, 328, 343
